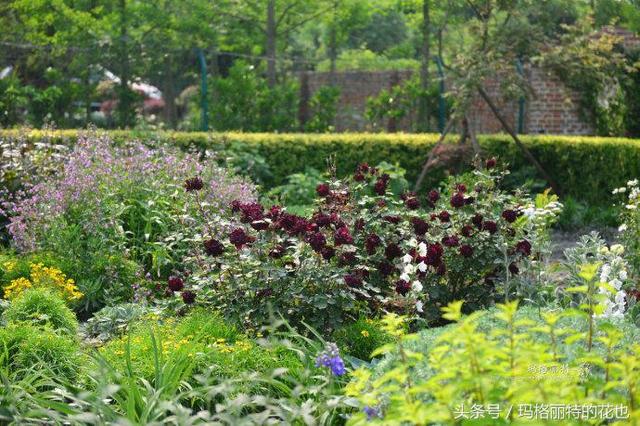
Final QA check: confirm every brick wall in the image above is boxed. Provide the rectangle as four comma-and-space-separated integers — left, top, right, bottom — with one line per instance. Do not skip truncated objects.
300, 67, 593, 135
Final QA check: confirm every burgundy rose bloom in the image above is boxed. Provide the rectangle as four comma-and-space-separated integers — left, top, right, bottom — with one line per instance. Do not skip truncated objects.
464, 196, 475, 205
316, 183, 331, 196
425, 243, 444, 266
230, 200, 242, 212
238, 202, 264, 223
203, 238, 224, 257
486, 157, 497, 169
374, 178, 388, 195
450, 192, 465, 208
181, 290, 196, 304
308, 232, 327, 252
256, 288, 273, 298
168, 276, 184, 292
384, 243, 402, 260
184, 177, 204, 192
628, 289, 640, 301
357, 163, 370, 173
436, 262, 447, 276
334, 226, 354, 246
455, 183, 467, 193
313, 212, 333, 227
339, 251, 357, 266
501, 209, 519, 223
459, 244, 474, 258
251, 220, 269, 231
442, 235, 460, 247
278, 213, 308, 236
482, 220, 498, 234
377, 261, 396, 276
383, 215, 401, 224
395, 279, 411, 296
516, 239, 532, 256
354, 218, 366, 232
344, 273, 363, 287
411, 217, 429, 235
321, 246, 336, 261
377, 199, 387, 208
405, 196, 420, 210
438, 211, 451, 222
509, 262, 519, 275
365, 233, 382, 255
461, 225, 474, 237
269, 244, 286, 258
229, 228, 255, 249
266, 205, 283, 220
354, 172, 366, 182
428, 189, 440, 204
472, 213, 484, 229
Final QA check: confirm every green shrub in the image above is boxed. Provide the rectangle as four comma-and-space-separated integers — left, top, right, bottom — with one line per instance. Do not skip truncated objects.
4, 129, 640, 206
99, 308, 301, 383
3, 288, 78, 335
0, 323, 81, 381
84, 303, 149, 343
333, 317, 393, 361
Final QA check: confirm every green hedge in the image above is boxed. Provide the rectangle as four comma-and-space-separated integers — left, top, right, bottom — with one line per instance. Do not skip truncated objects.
2, 129, 640, 204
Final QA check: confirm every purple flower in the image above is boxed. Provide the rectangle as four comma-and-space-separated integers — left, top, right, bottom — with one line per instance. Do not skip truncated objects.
428, 189, 440, 204
229, 228, 255, 249
203, 238, 224, 257
482, 220, 498, 234
168, 276, 184, 292
516, 239, 532, 256
411, 217, 429, 236
472, 213, 484, 229
486, 157, 497, 169
365, 233, 382, 255
181, 290, 196, 304
450, 192, 465, 208
438, 211, 450, 223
334, 226, 354, 246
459, 244, 474, 258
501, 209, 519, 223
339, 251, 357, 265
321, 246, 336, 260
384, 243, 402, 260
374, 178, 388, 195
308, 232, 327, 252
269, 244, 286, 258
377, 261, 396, 277
442, 235, 460, 247
315, 343, 346, 376
461, 225, 474, 237
344, 273, 363, 287
364, 406, 382, 421
395, 279, 411, 295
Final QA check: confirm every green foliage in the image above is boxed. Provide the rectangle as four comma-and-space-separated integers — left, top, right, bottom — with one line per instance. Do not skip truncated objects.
0, 323, 81, 381
267, 167, 324, 207
0, 73, 29, 127
3, 288, 78, 335
6, 129, 640, 207
99, 308, 300, 383
349, 303, 640, 424
210, 61, 299, 132
333, 317, 393, 361
304, 86, 341, 133
84, 303, 149, 343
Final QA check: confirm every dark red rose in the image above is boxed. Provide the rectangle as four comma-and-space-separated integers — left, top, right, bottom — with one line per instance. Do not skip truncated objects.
464, 196, 475, 205
229, 228, 255, 249
436, 262, 447, 276
374, 178, 388, 195
344, 273, 363, 287
316, 183, 331, 196
385, 243, 402, 260
501, 209, 519, 223
230, 200, 242, 212
184, 177, 204, 192
354, 172, 366, 182
516, 239, 532, 256
509, 262, 519, 275
203, 238, 224, 257
266, 205, 283, 220
256, 288, 273, 298
339, 251, 357, 266
438, 211, 451, 222
181, 290, 196, 304
238, 202, 264, 223
321, 246, 336, 260
334, 226, 354, 246
395, 279, 411, 296
450, 192, 465, 208
442, 235, 460, 247
354, 218, 366, 232
269, 244, 286, 258
459, 244, 474, 258
168, 276, 184, 292
482, 220, 498, 234
472, 214, 484, 229
308, 232, 326, 252
357, 163, 370, 173
628, 289, 640, 301
383, 215, 401, 224
486, 157, 497, 169
405, 196, 420, 210
455, 183, 467, 193
313, 212, 333, 227
411, 217, 429, 235
461, 225, 474, 237
428, 189, 440, 204
251, 220, 269, 231
377, 261, 396, 276
365, 233, 382, 255
278, 213, 308, 236
425, 243, 444, 266
377, 199, 387, 208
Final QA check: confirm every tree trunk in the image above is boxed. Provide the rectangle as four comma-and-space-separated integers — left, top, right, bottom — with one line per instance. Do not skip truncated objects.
477, 87, 562, 196
266, 0, 277, 87
417, 0, 431, 132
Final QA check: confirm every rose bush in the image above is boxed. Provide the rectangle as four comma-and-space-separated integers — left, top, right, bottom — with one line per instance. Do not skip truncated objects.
169, 160, 558, 330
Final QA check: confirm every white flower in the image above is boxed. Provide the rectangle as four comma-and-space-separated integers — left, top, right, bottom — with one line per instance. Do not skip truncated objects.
628, 179, 638, 186
600, 264, 611, 282
400, 273, 410, 282
611, 244, 625, 255
402, 253, 413, 264
618, 224, 628, 232
415, 300, 423, 313
418, 262, 427, 272
411, 281, 423, 292
403, 264, 415, 275
418, 242, 427, 257
626, 204, 637, 210
610, 278, 622, 290
619, 270, 628, 281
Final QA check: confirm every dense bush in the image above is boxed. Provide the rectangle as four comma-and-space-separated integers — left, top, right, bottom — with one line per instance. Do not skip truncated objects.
0, 323, 81, 381
3, 288, 78, 335
332, 317, 393, 361
83, 303, 149, 343
3, 132, 255, 313
4, 129, 640, 206
170, 161, 557, 330
347, 303, 640, 424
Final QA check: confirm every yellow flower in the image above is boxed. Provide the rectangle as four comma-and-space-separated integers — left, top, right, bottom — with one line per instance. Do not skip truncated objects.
361, 330, 370, 338
2, 263, 83, 302
2, 260, 17, 272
